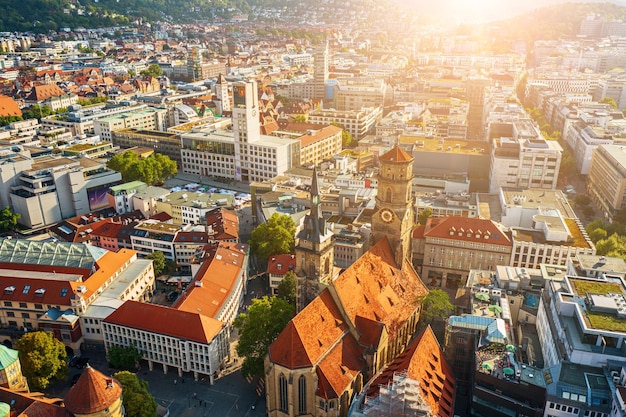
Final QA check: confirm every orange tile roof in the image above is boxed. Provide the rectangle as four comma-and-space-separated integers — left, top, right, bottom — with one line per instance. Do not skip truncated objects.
367, 326, 456, 417
90, 221, 125, 239
315, 334, 365, 399
64, 366, 122, 414
412, 224, 425, 239
423, 216, 512, 247
104, 300, 225, 344
0, 95, 21, 117
175, 242, 247, 318
26, 84, 67, 101
0, 387, 69, 417
269, 290, 349, 369
267, 254, 296, 276
298, 125, 342, 148
379, 145, 413, 162
79, 249, 137, 299
333, 237, 428, 339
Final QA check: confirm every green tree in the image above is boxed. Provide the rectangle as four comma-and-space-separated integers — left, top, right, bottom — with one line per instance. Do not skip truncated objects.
588, 227, 607, 243
114, 371, 157, 417
574, 195, 591, 206
21, 104, 53, 120
417, 289, 453, 326
277, 270, 297, 308
417, 207, 433, 225
293, 114, 307, 123
0, 206, 20, 232
342, 129, 355, 148
147, 251, 167, 277
0, 115, 23, 126
108, 345, 143, 371
15, 331, 68, 390
249, 213, 296, 262
234, 296, 294, 378
600, 97, 618, 108
140, 64, 163, 78
106, 151, 177, 185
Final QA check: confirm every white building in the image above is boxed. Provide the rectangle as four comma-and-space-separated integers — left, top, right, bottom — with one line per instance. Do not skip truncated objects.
308, 106, 382, 139
94, 107, 167, 142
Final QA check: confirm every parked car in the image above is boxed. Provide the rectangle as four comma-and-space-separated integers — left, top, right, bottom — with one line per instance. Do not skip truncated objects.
565, 185, 576, 194
69, 356, 90, 369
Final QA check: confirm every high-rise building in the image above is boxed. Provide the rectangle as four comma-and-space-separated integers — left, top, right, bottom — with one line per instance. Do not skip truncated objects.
312, 41, 329, 101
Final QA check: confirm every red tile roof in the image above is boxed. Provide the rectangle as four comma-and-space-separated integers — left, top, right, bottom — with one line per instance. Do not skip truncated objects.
150, 211, 172, 222
0, 276, 74, 306
423, 216, 512, 247
0, 95, 21, 117
379, 145, 413, 162
297, 125, 342, 147
267, 254, 296, 276
0, 386, 70, 417
64, 366, 122, 414
315, 335, 365, 399
26, 84, 67, 101
269, 289, 349, 369
333, 238, 428, 339
105, 300, 224, 344
367, 326, 455, 417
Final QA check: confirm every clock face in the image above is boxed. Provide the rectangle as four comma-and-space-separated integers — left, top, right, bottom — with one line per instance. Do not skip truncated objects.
380, 208, 394, 223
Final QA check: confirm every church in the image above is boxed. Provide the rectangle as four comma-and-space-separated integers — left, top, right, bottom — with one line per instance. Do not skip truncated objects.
265, 146, 429, 416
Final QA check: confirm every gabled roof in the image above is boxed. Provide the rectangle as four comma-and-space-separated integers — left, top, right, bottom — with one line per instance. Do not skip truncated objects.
64, 366, 122, 414
379, 145, 413, 163
267, 253, 296, 276
105, 300, 224, 344
0, 386, 71, 417
0, 95, 21, 117
25, 84, 67, 101
315, 334, 365, 399
333, 238, 428, 339
269, 289, 349, 369
423, 216, 512, 246
366, 326, 455, 417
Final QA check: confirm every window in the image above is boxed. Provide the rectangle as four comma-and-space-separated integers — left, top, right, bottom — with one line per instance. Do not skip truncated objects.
298, 375, 307, 414
19, 303, 27, 308
279, 374, 288, 412
6, 312, 14, 318
3, 302, 11, 307
21, 313, 29, 319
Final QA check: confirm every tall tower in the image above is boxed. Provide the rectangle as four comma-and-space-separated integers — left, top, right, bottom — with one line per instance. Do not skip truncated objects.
312, 41, 329, 101
64, 365, 124, 417
232, 80, 261, 182
371, 146, 414, 267
295, 167, 335, 311
214, 73, 230, 114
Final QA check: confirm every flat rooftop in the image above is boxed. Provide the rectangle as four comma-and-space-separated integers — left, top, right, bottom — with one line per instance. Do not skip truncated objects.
399, 136, 489, 155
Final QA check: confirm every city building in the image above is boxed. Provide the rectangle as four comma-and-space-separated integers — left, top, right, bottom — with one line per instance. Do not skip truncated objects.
308, 107, 382, 139
333, 78, 389, 111
94, 107, 167, 142
155, 190, 235, 225
489, 122, 562, 193
180, 80, 300, 183
111, 129, 182, 166
414, 217, 513, 289
9, 156, 122, 229
103, 301, 229, 383
0, 345, 28, 392
107, 181, 147, 214
588, 144, 626, 220
0, 238, 154, 354
267, 254, 296, 295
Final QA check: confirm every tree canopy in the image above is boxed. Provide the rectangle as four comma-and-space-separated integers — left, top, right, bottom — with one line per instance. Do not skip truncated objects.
147, 251, 167, 277
15, 331, 68, 390
114, 371, 158, 417
106, 151, 177, 186
417, 207, 433, 226
108, 345, 143, 371
417, 289, 453, 326
140, 64, 163, 78
234, 296, 294, 378
277, 270, 297, 308
0, 207, 20, 232
249, 213, 296, 262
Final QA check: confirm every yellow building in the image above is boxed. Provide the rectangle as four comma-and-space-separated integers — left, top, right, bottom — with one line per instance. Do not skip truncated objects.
0, 345, 28, 392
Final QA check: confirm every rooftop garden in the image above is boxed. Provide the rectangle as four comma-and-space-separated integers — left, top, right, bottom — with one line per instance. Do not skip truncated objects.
587, 311, 626, 332
570, 279, 623, 296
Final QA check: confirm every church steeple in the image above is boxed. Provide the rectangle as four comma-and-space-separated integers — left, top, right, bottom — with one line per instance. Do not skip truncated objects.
295, 167, 335, 311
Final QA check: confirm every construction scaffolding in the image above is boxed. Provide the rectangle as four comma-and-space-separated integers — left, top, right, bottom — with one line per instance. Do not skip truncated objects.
356, 371, 433, 417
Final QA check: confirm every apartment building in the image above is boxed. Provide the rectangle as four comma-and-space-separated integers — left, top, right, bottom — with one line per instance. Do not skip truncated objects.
155, 190, 235, 225
9, 156, 122, 229
308, 106, 382, 139
588, 144, 626, 220
489, 120, 562, 193
267, 254, 296, 295
107, 181, 147, 214
272, 124, 342, 167
112, 129, 182, 166
42, 103, 149, 136
333, 78, 389, 111
94, 107, 167, 142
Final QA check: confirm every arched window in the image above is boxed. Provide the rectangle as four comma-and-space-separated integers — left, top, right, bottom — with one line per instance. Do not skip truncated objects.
279, 374, 288, 412
298, 375, 307, 414
324, 257, 330, 275
386, 188, 392, 203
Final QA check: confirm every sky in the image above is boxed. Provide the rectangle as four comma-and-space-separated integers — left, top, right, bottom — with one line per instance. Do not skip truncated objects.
394, 0, 626, 24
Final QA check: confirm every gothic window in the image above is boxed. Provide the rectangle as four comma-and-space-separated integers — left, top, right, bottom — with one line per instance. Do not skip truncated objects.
324, 257, 330, 275
279, 374, 288, 412
298, 375, 307, 414
386, 188, 392, 203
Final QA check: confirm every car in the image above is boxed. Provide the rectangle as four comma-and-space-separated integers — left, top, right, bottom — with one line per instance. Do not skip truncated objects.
70, 356, 90, 369
565, 185, 576, 194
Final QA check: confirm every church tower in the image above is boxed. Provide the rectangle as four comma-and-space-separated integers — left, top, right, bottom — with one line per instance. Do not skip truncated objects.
295, 168, 335, 311
371, 146, 414, 267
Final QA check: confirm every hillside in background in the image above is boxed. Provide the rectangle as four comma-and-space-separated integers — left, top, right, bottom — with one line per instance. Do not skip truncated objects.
0, 0, 625, 36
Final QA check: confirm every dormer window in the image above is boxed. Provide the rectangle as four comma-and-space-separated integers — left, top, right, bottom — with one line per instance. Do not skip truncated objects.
4, 286, 15, 294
